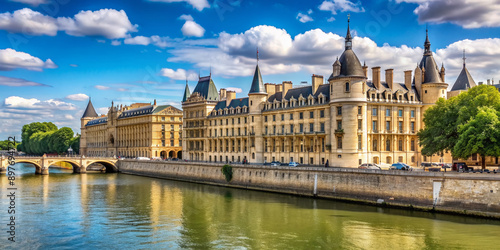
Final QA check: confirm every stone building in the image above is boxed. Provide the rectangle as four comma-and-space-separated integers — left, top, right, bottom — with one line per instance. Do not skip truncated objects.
80, 99, 183, 159
181, 19, 492, 168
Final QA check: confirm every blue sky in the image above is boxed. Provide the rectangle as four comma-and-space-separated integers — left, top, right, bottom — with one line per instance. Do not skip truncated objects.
2, 0, 500, 139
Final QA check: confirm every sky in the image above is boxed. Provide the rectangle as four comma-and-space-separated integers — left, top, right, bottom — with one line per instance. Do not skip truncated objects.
2, 0, 500, 140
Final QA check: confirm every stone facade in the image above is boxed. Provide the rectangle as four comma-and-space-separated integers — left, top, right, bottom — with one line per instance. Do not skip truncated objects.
182, 21, 460, 167
80, 100, 183, 159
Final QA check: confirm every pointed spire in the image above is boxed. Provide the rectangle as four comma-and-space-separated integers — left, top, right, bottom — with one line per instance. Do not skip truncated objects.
463, 49, 466, 67
256, 46, 259, 65
248, 64, 266, 95
82, 98, 98, 118
424, 26, 431, 55
182, 79, 191, 102
345, 14, 352, 50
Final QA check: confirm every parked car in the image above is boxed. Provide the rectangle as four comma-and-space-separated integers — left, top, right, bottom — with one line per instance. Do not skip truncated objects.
136, 157, 150, 161
270, 161, 281, 167
358, 163, 381, 170
289, 162, 299, 167
390, 162, 411, 170
452, 162, 473, 172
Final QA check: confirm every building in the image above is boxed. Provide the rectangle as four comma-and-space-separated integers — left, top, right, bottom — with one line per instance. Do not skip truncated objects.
181, 18, 499, 168
80, 99, 183, 159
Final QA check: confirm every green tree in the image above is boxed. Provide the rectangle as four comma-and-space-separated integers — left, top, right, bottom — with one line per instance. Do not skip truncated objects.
454, 107, 500, 169
70, 134, 80, 155
20, 122, 57, 154
51, 127, 74, 154
419, 85, 500, 168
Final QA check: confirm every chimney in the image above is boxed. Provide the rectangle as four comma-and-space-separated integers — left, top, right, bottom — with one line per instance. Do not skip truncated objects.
385, 69, 394, 89
265, 83, 276, 97
414, 65, 422, 97
275, 84, 282, 93
372, 67, 381, 89
226, 91, 236, 106
312, 74, 323, 94
487, 79, 491, 85
362, 62, 368, 77
440, 64, 445, 82
404, 70, 412, 91
219, 88, 227, 100
282, 81, 292, 97
153, 99, 157, 106
478, 81, 483, 85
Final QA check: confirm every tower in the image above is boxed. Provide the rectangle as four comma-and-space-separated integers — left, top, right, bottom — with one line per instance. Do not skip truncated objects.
248, 48, 267, 163
80, 98, 99, 156
327, 15, 368, 167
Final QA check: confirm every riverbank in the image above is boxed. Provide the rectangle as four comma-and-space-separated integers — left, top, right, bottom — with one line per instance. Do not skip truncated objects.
118, 160, 500, 219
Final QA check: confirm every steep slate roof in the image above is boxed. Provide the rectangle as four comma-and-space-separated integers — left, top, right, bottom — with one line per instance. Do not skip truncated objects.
82, 99, 98, 118
365, 81, 421, 102
85, 117, 107, 126
284, 86, 313, 100
451, 64, 476, 91
213, 98, 249, 111
419, 30, 443, 84
314, 84, 330, 99
248, 64, 266, 94
329, 18, 365, 79
193, 75, 219, 101
119, 105, 154, 118
182, 82, 191, 102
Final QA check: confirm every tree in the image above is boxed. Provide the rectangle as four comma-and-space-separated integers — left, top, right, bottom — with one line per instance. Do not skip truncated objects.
20, 122, 57, 154
51, 127, 74, 154
419, 85, 500, 168
70, 134, 80, 155
454, 107, 500, 169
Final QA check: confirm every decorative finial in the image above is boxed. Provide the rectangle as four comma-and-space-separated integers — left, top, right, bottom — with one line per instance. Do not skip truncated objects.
209, 65, 212, 76
256, 46, 259, 65
348, 13, 350, 23
463, 49, 466, 67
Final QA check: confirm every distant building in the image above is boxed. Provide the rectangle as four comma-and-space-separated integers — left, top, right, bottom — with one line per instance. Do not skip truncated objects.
182, 19, 457, 167
80, 99, 183, 159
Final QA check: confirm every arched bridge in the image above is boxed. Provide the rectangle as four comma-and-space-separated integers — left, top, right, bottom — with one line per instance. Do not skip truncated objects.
0, 155, 118, 175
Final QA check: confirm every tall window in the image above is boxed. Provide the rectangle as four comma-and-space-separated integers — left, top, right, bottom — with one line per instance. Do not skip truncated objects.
358, 119, 362, 130
398, 121, 403, 132
265, 116, 268, 122
411, 110, 415, 118
320, 110, 325, 118
398, 139, 403, 151
337, 137, 343, 149
273, 115, 276, 121
310, 111, 314, 118
337, 120, 342, 129
299, 124, 303, 133
411, 139, 415, 151
345, 82, 350, 92
299, 112, 303, 119
386, 121, 390, 131
337, 106, 342, 115
320, 123, 325, 132
290, 113, 294, 120
373, 139, 378, 151
372, 120, 377, 132
358, 135, 362, 150
281, 114, 284, 121
386, 108, 390, 117
290, 124, 294, 133
372, 108, 377, 116
358, 106, 362, 115
398, 109, 403, 117
309, 123, 314, 132
411, 122, 415, 132
386, 139, 391, 151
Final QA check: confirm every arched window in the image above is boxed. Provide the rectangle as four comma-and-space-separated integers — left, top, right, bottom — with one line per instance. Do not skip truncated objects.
345, 82, 350, 92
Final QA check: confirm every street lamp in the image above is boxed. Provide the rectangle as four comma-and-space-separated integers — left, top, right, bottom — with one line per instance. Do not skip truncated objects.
68, 146, 73, 157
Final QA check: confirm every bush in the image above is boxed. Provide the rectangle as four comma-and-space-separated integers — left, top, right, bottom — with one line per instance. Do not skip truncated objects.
222, 165, 233, 182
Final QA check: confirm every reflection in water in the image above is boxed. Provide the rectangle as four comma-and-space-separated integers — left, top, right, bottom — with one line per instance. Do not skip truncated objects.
1, 163, 500, 249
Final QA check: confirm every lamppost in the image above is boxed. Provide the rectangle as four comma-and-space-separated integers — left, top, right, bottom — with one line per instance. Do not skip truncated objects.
68, 146, 73, 157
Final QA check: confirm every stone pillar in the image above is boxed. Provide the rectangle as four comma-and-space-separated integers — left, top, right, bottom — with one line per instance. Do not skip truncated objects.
41, 167, 49, 175
35, 167, 41, 175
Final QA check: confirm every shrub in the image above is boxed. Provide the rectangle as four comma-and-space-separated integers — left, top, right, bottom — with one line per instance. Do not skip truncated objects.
222, 165, 233, 182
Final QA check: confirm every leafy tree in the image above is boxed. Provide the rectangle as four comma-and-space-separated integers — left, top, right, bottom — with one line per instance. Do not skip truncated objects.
419, 85, 500, 168
20, 122, 57, 154
50, 127, 74, 154
70, 134, 80, 155
454, 107, 500, 169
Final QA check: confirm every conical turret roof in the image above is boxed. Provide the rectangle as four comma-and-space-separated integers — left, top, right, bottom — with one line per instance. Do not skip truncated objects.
82, 99, 98, 118
182, 81, 191, 102
248, 64, 266, 94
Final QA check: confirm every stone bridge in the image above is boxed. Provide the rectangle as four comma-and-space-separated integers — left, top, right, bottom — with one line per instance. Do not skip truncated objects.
0, 155, 118, 175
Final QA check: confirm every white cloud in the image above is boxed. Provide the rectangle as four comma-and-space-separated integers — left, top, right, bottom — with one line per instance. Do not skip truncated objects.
69, 64, 78, 67
327, 17, 335, 22
318, 0, 365, 15
9, 0, 48, 7
94, 85, 111, 90
0, 48, 57, 71
307, 9, 313, 15
0, 8, 138, 39
65, 93, 89, 101
0, 8, 58, 36
226, 87, 242, 93
4, 96, 77, 110
180, 14, 205, 37
297, 13, 313, 23
160, 68, 199, 80
97, 107, 109, 115
0, 75, 50, 87
124, 35, 172, 47
148, 0, 210, 11
398, 0, 500, 28
111, 40, 122, 46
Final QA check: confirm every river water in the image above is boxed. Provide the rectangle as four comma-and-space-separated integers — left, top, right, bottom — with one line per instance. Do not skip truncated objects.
1, 163, 500, 249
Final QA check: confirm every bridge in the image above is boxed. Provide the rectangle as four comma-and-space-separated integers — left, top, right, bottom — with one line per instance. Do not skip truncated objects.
0, 155, 118, 175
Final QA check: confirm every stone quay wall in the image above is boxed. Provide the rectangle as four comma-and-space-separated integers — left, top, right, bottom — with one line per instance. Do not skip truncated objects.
118, 160, 500, 218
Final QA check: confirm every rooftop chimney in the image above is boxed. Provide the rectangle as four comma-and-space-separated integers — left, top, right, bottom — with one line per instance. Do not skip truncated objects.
282, 81, 292, 97
312, 74, 323, 94
226, 91, 236, 106
404, 70, 412, 91
219, 88, 227, 100
385, 69, 394, 90
372, 67, 381, 89
265, 83, 276, 97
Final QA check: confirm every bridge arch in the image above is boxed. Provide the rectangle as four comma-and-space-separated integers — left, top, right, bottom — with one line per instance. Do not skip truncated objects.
15, 160, 42, 172
85, 160, 118, 173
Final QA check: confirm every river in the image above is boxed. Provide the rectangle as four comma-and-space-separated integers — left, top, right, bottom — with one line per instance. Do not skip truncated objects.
1, 163, 500, 249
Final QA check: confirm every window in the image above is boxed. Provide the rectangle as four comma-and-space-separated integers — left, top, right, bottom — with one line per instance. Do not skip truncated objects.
320, 123, 325, 132
372, 121, 377, 132
337, 106, 342, 116
411, 110, 415, 118
345, 82, 350, 92
273, 126, 276, 134
232, 118, 235, 124
281, 125, 285, 134
265, 116, 268, 122
226, 119, 228, 125
290, 124, 294, 133
320, 110, 325, 118
373, 139, 378, 151
411, 156, 415, 162
386, 108, 390, 117
337, 137, 343, 149
411, 139, 415, 151
238, 117, 240, 124
337, 120, 342, 129
171, 140, 174, 146
290, 113, 294, 120
309, 123, 314, 132
358, 135, 362, 150
411, 122, 415, 132
281, 114, 284, 121
273, 115, 276, 121
386, 121, 390, 131
245, 117, 247, 123
299, 112, 303, 119
358, 119, 362, 130
162, 117, 165, 121
386, 139, 390, 151
299, 124, 303, 133
358, 106, 362, 115
252, 116, 254, 122
398, 109, 403, 117
398, 121, 403, 132
310, 111, 314, 118
372, 108, 377, 116
265, 126, 268, 134
398, 139, 403, 151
